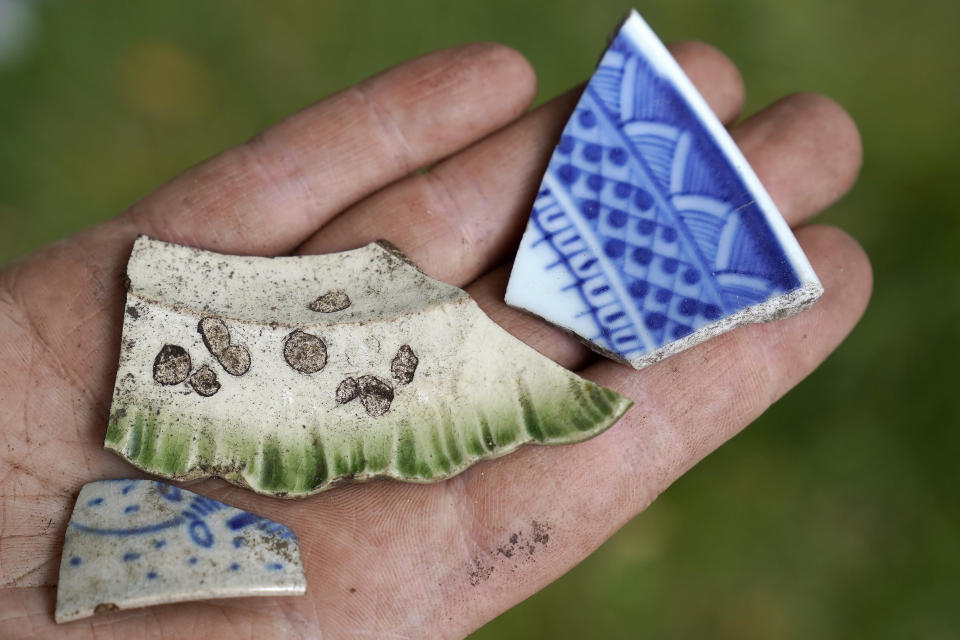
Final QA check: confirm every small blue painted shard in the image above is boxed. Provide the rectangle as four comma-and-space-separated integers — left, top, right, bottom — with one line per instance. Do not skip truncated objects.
58, 479, 306, 622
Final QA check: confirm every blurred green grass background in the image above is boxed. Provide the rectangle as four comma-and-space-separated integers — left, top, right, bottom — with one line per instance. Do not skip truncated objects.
1, 0, 957, 637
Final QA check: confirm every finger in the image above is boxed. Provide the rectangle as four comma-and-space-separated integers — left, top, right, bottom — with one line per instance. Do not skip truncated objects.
119, 42, 538, 256
0, 43, 537, 426
297, 41, 747, 285
452, 224, 871, 633
671, 41, 745, 124
733, 92, 862, 227
584, 225, 872, 487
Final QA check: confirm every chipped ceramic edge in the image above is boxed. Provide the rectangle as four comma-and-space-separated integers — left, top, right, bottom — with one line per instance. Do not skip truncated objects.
510, 281, 821, 370
622, 280, 822, 368
106, 237, 632, 497
618, 10, 820, 289
55, 479, 306, 624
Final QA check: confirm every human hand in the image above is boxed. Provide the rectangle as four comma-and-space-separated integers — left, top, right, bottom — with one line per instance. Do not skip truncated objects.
0, 41, 868, 638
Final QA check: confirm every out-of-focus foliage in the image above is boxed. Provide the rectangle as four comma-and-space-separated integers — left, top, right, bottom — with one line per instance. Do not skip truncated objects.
1, 1, 957, 637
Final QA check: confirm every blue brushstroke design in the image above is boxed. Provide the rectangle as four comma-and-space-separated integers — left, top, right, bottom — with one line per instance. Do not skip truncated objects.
226, 512, 260, 531
69, 516, 185, 536
512, 17, 805, 361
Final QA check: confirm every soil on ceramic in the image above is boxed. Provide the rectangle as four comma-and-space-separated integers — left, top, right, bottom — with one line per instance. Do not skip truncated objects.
55, 479, 306, 624
105, 236, 632, 497
505, 10, 823, 370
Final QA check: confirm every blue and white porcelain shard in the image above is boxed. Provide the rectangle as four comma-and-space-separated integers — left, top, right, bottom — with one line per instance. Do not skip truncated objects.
505, 10, 823, 369
55, 479, 306, 623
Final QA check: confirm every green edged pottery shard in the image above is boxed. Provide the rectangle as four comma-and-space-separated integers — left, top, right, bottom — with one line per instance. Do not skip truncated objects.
106, 236, 632, 497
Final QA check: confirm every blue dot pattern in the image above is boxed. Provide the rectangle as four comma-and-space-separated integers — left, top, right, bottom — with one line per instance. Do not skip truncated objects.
514, 20, 803, 361
58, 480, 306, 622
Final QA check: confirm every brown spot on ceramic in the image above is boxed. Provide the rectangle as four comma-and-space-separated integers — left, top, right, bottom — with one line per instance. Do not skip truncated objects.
357, 375, 393, 417
335, 377, 359, 404
308, 289, 351, 313
153, 345, 191, 385
283, 330, 327, 374
217, 344, 251, 377
198, 317, 251, 376
93, 603, 119, 615
198, 316, 230, 355
188, 365, 220, 397
390, 344, 418, 385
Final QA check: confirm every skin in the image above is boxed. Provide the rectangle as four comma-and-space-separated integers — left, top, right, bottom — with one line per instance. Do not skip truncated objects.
0, 41, 870, 638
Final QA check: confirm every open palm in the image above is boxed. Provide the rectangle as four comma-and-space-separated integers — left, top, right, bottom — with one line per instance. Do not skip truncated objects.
0, 42, 868, 639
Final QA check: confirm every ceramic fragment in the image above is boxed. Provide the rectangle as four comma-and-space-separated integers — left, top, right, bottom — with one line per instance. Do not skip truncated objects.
55, 479, 305, 624
308, 289, 351, 313
505, 10, 823, 370
106, 236, 631, 496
